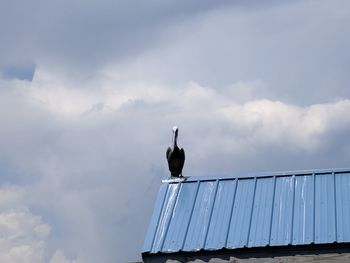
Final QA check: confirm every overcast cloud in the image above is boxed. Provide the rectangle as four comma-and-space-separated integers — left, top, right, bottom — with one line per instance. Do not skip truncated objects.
1, 1, 350, 262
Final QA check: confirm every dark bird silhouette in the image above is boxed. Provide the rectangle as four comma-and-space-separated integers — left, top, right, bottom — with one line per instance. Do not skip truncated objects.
166, 126, 185, 177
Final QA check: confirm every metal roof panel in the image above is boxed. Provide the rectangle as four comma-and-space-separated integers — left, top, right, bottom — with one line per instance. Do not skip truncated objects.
335, 173, 350, 242
226, 178, 256, 248
204, 179, 237, 250
151, 183, 180, 253
142, 184, 168, 253
183, 180, 217, 251
292, 175, 314, 244
315, 173, 336, 243
248, 177, 274, 247
270, 176, 294, 246
143, 168, 350, 255
162, 182, 198, 252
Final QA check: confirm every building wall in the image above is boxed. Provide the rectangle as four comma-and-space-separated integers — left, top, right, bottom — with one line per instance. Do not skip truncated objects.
180, 253, 350, 263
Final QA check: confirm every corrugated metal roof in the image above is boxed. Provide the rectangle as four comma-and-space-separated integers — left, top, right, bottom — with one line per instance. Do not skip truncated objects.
142, 168, 350, 254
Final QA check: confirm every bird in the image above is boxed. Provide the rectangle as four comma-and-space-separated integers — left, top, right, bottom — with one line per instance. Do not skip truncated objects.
166, 126, 185, 177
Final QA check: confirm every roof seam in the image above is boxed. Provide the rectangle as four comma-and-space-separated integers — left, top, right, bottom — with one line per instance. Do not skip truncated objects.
268, 176, 277, 244
312, 173, 316, 244
333, 172, 338, 242
290, 175, 296, 245
225, 178, 238, 248
246, 177, 257, 247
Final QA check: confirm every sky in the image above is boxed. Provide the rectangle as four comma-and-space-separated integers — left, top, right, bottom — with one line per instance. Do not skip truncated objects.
1, 0, 350, 262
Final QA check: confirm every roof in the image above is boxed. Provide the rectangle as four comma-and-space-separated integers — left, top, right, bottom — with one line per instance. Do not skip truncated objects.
142, 168, 350, 255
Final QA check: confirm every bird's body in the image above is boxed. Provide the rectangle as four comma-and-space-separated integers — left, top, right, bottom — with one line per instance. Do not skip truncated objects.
166, 127, 185, 177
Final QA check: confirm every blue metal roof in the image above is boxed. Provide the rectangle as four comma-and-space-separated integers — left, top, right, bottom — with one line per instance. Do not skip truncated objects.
142, 168, 350, 254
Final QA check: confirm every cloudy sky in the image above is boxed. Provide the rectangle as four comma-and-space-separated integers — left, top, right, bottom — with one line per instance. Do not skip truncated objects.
1, 0, 350, 262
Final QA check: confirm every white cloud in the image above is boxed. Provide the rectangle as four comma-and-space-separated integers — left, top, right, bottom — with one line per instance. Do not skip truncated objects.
0, 202, 76, 263
49, 250, 78, 263
220, 99, 350, 152
0, 185, 81, 263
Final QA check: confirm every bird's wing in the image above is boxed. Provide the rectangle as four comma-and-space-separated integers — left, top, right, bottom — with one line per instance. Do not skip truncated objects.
180, 148, 185, 166
166, 147, 172, 159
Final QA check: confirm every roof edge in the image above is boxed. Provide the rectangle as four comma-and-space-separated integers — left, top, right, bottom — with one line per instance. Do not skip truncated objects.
142, 242, 350, 259
162, 167, 350, 183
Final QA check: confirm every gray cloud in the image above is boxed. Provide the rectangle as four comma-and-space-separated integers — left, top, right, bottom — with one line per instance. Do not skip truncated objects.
0, 0, 236, 70
1, 1, 350, 262
0, 1, 303, 72
110, 0, 350, 104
